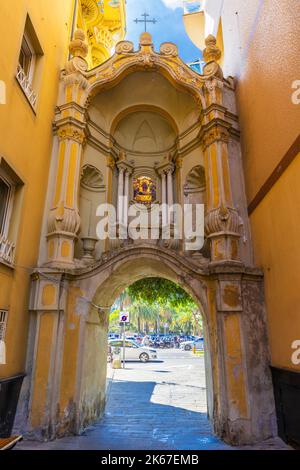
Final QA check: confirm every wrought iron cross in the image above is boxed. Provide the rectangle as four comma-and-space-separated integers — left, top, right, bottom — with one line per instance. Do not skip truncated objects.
134, 13, 157, 32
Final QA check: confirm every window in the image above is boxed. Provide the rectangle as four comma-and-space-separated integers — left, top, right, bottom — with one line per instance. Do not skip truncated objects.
0, 161, 23, 267
0, 310, 8, 341
16, 15, 43, 110
0, 177, 12, 235
19, 35, 35, 79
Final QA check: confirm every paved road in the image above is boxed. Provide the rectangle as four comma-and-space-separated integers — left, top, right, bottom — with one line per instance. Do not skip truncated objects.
18, 350, 289, 450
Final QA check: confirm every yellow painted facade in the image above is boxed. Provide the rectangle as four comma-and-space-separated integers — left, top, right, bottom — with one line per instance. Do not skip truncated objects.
0, 0, 126, 385
250, 154, 300, 370
0, 0, 75, 381
1, 0, 298, 447
233, 1, 300, 374
184, 0, 300, 374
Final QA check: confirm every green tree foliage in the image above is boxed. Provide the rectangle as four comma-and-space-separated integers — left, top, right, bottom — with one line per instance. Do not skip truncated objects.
125, 278, 203, 335
109, 309, 121, 333
127, 277, 193, 309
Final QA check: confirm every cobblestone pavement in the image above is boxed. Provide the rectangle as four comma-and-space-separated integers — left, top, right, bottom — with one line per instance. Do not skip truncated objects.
18, 350, 290, 450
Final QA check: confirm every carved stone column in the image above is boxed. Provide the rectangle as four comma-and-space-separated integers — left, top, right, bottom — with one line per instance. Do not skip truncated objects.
175, 156, 183, 206
157, 162, 174, 233
46, 30, 89, 268
167, 165, 175, 227
167, 167, 174, 209
105, 155, 116, 252
160, 171, 167, 226
123, 169, 131, 227
106, 155, 115, 206
116, 155, 133, 240
201, 36, 241, 263
117, 167, 125, 224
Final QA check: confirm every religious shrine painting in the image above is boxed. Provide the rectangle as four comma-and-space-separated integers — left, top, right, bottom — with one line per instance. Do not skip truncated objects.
133, 176, 157, 205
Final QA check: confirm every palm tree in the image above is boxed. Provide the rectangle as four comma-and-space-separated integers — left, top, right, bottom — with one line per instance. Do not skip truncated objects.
129, 301, 160, 334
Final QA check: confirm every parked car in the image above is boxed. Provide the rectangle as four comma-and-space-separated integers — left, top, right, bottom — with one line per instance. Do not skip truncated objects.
108, 333, 119, 339
109, 339, 158, 363
180, 337, 204, 351
125, 336, 137, 341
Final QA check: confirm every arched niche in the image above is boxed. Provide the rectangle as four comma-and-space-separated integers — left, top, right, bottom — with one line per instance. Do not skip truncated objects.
114, 111, 176, 154
184, 165, 206, 206
184, 165, 209, 258
76, 164, 106, 261
87, 71, 200, 136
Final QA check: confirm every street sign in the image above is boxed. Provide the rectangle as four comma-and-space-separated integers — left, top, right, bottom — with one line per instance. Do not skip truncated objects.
119, 311, 130, 323
119, 311, 129, 369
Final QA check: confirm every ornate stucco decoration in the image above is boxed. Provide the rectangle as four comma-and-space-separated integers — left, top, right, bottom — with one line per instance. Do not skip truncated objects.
57, 125, 87, 145
160, 42, 179, 57
80, 31, 227, 110
81, 0, 99, 23
64, 29, 89, 89
203, 35, 223, 78
48, 29, 244, 267
185, 165, 206, 192
115, 40, 134, 54
77, 0, 126, 69
81, 164, 105, 192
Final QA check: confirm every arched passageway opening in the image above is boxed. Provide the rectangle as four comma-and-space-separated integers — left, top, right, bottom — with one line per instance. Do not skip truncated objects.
100, 276, 213, 450
79, 253, 214, 434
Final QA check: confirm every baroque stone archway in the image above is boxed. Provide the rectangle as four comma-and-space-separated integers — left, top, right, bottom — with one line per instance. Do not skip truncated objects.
23, 245, 275, 445
18, 30, 277, 445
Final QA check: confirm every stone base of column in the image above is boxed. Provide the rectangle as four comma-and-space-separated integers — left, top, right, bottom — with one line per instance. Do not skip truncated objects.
209, 233, 241, 264
210, 264, 277, 445
46, 232, 76, 269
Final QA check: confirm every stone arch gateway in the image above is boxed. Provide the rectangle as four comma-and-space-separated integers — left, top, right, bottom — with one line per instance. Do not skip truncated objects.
18, 31, 277, 445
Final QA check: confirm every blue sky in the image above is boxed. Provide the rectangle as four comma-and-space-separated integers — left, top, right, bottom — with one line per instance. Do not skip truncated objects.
124, 0, 202, 63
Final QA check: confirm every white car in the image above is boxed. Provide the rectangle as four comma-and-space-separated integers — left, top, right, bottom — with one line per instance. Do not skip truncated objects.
180, 338, 204, 351
109, 339, 157, 363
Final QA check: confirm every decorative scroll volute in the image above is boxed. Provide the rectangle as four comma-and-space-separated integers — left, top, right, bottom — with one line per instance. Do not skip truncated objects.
64, 30, 89, 90
160, 42, 178, 57
203, 35, 223, 79
115, 41, 134, 54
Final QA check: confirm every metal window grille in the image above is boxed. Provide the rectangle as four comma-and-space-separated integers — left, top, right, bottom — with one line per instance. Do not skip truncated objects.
0, 310, 8, 341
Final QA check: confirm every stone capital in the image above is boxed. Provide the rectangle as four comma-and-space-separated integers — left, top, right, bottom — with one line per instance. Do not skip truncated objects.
106, 155, 116, 170
117, 162, 133, 174
201, 123, 230, 151
175, 157, 183, 170
56, 124, 87, 145
156, 163, 175, 176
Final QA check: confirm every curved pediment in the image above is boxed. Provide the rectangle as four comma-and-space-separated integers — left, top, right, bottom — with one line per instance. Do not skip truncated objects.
84, 32, 216, 109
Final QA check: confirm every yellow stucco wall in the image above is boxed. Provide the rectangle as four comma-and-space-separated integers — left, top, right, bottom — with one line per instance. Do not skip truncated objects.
183, 0, 300, 371
235, 0, 300, 371
235, 0, 300, 201
0, 0, 75, 379
250, 154, 300, 372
